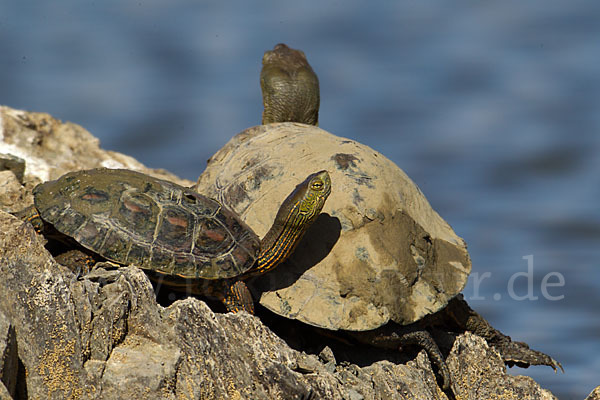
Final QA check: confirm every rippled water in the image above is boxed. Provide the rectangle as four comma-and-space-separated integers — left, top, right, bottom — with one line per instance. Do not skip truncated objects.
2, 2, 599, 398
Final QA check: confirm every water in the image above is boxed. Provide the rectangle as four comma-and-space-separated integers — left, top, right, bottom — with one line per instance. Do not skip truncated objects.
2, 2, 599, 398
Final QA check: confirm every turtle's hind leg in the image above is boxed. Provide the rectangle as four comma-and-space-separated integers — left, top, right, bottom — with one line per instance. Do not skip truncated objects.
353, 327, 452, 391
54, 249, 99, 277
445, 295, 563, 372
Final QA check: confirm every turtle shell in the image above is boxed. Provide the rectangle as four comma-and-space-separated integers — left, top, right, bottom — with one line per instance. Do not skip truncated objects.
196, 123, 471, 331
34, 168, 260, 279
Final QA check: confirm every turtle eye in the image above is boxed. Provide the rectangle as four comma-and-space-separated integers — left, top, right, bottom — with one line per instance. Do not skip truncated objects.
311, 180, 323, 190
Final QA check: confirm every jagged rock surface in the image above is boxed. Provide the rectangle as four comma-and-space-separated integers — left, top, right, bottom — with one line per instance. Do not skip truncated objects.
0, 106, 191, 214
0, 106, 557, 399
587, 386, 600, 400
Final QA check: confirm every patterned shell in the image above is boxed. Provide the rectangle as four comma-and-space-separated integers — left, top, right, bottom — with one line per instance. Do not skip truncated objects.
33, 168, 261, 279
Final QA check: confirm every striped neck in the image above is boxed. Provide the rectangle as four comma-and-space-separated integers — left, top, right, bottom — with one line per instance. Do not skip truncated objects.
253, 201, 305, 275
243, 170, 330, 279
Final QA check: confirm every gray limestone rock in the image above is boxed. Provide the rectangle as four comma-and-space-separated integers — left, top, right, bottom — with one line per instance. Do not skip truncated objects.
0, 382, 12, 400
0, 170, 30, 214
0, 105, 559, 399
0, 153, 25, 184
0, 105, 192, 194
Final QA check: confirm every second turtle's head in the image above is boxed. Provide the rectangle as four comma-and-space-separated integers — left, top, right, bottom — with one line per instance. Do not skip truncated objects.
256, 170, 331, 274
294, 170, 331, 225
274, 169, 331, 231
260, 43, 320, 126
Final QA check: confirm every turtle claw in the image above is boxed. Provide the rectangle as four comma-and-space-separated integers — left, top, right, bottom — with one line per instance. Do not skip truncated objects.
436, 360, 452, 392
444, 296, 563, 374
396, 330, 452, 391
553, 360, 565, 374
356, 327, 453, 390
497, 340, 564, 373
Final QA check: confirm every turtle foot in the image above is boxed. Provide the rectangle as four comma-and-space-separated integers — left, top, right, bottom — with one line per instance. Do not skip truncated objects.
223, 280, 255, 314
356, 327, 452, 391
443, 295, 563, 373
397, 330, 452, 391
53, 249, 98, 277
496, 340, 564, 373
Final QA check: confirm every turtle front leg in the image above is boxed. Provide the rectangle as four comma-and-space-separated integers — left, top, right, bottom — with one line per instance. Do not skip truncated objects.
352, 327, 452, 391
54, 249, 98, 277
223, 280, 255, 314
13, 205, 45, 233
445, 295, 563, 372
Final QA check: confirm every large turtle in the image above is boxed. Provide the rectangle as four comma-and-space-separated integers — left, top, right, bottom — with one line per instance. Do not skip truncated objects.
195, 43, 562, 389
17, 167, 331, 313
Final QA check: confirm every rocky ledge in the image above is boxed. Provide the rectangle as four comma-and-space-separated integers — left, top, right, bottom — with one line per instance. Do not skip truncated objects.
0, 106, 561, 399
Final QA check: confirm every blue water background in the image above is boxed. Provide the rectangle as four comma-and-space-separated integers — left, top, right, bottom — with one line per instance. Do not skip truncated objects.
2, 2, 599, 398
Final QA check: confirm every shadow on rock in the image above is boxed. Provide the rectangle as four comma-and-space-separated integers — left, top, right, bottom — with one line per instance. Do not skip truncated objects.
250, 213, 341, 296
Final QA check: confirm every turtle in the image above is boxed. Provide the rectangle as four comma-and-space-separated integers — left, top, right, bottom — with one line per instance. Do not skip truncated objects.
195, 43, 562, 389
16, 167, 331, 314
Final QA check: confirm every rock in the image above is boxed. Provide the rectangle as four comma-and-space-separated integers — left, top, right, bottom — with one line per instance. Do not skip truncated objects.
0, 105, 192, 193
0, 153, 25, 184
0, 106, 558, 399
0, 310, 17, 398
0, 169, 28, 219
446, 333, 556, 399
0, 382, 12, 400
100, 336, 181, 399
0, 212, 88, 399
295, 353, 324, 374
587, 386, 600, 400
318, 346, 335, 364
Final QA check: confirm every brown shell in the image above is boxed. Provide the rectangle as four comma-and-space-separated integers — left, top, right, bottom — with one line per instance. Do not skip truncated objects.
34, 168, 260, 279
196, 123, 472, 330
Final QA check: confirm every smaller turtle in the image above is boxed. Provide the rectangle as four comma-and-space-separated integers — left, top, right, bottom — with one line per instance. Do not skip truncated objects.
16, 168, 331, 313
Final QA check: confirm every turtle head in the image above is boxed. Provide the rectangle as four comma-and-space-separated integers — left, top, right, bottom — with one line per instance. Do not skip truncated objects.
260, 43, 320, 126
285, 170, 331, 229
254, 170, 331, 275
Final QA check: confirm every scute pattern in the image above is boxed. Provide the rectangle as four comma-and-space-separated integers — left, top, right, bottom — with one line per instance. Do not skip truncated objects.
33, 168, 260, 279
